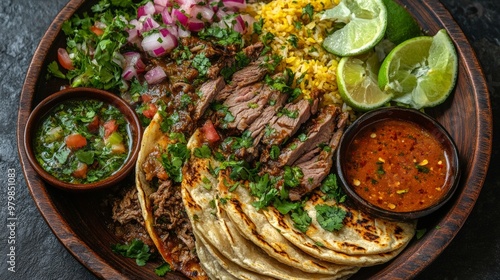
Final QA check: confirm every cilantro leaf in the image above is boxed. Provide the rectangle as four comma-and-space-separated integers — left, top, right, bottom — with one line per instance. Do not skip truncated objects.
291, 207, 311, 233
302, 3, 314, 22
47, 61, 66, 79
416, 228, 427, 239
75, 150, 95, 165
112, 239, 151, 267
199, 25, 243, 47
192, 53, 211, 77
194, 144, 212, 158
161, 142, 190, 183
155, 262, 171, 276
284, 166, 303, 188
315, 204, 346, 231
320, 174, 346, 203
273, 198, 302, 215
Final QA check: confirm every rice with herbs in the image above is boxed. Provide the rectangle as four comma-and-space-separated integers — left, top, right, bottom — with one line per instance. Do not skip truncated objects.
247, 0, 342, 106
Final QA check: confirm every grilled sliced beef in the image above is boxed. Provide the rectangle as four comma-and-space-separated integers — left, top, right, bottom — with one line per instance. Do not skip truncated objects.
231, 60, 269, 88
247, 88, 288, 141
260, 98, 313, 147
289, 112, 349, 201
193, 76, 226, 121
225, 83, 274, 131
208, 42, 264, 80
278, 105, 340, 167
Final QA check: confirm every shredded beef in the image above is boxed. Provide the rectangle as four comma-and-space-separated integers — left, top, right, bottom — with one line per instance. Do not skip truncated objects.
109, 186, 155, 247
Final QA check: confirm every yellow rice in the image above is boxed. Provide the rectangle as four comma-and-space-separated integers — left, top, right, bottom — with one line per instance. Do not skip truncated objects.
246, 0, 342, 106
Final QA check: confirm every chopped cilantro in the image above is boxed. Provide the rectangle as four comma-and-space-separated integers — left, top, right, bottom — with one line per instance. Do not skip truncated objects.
302, 3, 315, 22
253, 18, 264, 35
128, 78, 148, 102
416, 228, 427, 239
320, 174, 346, 203
218, 160, 259, 182
112, 239, 151, 267
288, 34, 299, 48
273, 198, 302, 215
47, 61, 66, 79
291, 207, 311, 233
161, 142, 190, 183
297, 133, 308, 142
194, 144, 212, 158
315, 204, 346, 231
269, 145, 280, 160
284, 166, 303, 188
278, 108, 299, 119
155, 262, 171, 277
250, 174, 279, 210
293, 21, 303, 30
191, 53, 211, 77
199, 25, 243, 47
159, 111, 180, 133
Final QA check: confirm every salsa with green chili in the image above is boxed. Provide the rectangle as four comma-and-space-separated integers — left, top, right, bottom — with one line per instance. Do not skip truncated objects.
34, 99, 131, 184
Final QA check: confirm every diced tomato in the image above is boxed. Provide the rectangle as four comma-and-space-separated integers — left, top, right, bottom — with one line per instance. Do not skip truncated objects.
87, 115, 100, 133
142, 103, 158, 119
201, 120, 220, 144
103, 120, 118, 139
90, 25, 104, 36
57, 48, 74, 70
72, 162, 88, 179
157, 170, 169, 181
65, 133, 87, 150
141, 94, 153, 103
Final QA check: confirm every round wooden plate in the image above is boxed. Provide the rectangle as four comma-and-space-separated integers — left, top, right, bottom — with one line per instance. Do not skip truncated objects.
17, 0, 492, 279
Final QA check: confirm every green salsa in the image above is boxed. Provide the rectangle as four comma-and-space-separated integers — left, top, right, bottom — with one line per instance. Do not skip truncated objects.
34, 99, 131, 184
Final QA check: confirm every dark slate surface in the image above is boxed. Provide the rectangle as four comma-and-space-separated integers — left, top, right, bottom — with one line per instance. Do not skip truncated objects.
0, 0, 498, 279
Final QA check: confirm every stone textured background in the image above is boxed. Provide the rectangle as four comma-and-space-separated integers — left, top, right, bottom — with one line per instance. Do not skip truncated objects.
0, 0, 498, 279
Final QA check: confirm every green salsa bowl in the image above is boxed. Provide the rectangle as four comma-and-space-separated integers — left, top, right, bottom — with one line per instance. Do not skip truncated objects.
24, 87, 142, 191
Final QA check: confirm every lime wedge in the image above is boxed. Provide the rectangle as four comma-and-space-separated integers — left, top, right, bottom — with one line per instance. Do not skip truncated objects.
321, 0, 387, 56
382, 0, 422, 45
337, 51, 393, 111
378, 29, 458, 109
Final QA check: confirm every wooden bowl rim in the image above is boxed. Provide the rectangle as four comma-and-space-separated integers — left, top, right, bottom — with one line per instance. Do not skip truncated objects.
16, 0, 493, 279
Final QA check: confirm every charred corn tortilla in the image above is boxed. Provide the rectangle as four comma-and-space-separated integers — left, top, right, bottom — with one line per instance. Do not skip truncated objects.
181, 131, 360, 279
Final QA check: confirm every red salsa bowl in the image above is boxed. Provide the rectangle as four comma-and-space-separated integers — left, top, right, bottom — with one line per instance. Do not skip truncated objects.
336, 107, 461, 220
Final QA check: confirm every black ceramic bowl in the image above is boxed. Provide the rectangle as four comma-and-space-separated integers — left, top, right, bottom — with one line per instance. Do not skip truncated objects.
336, 107, 461, 220
24, 87, 142, 191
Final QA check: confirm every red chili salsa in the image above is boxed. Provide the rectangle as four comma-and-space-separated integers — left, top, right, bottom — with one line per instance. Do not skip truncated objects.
344, 119, 450, 212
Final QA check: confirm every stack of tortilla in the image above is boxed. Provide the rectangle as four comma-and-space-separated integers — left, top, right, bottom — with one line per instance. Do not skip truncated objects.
179, 129, 416, 280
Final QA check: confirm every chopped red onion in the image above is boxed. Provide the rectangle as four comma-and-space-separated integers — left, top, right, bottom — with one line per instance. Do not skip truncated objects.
154, 0, 170, 6
189, 5, 215, 21
177, 27, 191, 38
141, 29, 178, 57
172, 9, 189, 27
138, 1, 156, 18
144, 66, 167, 84
141, 15, 161, 33
188, 19, 205, 32
222, 0, 246, 11
161, 8, 173, 25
